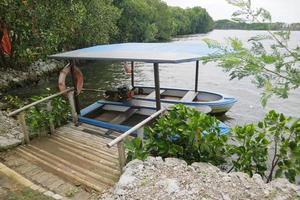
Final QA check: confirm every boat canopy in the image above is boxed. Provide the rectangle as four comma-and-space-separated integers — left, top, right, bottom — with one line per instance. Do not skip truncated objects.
49, 42, 216, 64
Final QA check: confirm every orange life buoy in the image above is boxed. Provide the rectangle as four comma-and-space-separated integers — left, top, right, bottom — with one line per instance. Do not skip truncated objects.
58, 64, 83, 95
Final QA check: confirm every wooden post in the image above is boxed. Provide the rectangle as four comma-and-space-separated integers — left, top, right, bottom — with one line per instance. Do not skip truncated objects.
46, 101, 55, 135
117, 141, 126, 172
70, 60, 81, 115
137, 128, 144, 141
67, 91, 78, 124
17, 112, 30, 144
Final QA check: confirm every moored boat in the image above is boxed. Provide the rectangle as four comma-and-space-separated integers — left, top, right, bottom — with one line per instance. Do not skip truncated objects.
132, 86, 237, 115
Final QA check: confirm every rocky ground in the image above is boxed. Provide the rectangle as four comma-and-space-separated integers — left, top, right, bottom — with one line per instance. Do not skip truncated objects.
0, 111, 23, 151
0, 59, 65, 93
101, 157, 300, 200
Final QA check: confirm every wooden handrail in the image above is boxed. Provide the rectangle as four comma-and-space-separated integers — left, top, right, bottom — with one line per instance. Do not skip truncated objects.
107, 107, 167, 148
8, 88, 74, 117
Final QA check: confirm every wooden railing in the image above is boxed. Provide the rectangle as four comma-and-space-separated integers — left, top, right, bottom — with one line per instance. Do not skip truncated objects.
107, 107, 168, 171
7, 88, 77, 144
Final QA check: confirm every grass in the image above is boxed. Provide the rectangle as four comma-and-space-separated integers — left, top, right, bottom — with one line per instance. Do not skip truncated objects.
6, 187, 53, 200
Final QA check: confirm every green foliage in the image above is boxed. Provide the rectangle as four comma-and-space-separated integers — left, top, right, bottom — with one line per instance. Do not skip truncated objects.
114, 0, 214, 42
26, 89, 70, 133
0, 0, 120, 69
214, 19, 300, 31
228, 124, 269, 177
202, 0, 300, 106
3, 89, 70, 134
125, 137, 149, 161
125, 105, 300, 183
125, 104, 228, 166
229, 110, 300, 183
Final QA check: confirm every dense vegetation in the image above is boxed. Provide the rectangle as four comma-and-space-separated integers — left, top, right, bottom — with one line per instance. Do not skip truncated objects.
215, 19, 300, 30
126, 105, 300, 183
0, 0, 213, 69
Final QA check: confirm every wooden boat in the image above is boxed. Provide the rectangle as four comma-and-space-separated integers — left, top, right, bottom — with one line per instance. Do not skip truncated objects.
132, 86, 237, 115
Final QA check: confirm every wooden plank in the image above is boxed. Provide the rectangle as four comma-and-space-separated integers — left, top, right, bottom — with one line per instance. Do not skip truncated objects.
181, 90, 198, 102
16, 148, 106, 192
110, 108, 138, 124
146, 90, 165, 99
53, 133, 119, 159
47, 137, 120, 172
24, 145, 116, 186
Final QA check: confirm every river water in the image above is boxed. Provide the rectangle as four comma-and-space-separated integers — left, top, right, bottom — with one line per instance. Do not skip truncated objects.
8, 30, 300, 126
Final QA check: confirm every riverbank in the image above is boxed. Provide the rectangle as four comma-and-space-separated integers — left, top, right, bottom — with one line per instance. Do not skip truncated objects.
101, 157, 300, 200
0, 59, 65, 94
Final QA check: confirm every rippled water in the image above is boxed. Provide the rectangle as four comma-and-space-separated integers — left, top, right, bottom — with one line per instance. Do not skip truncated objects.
8, 30, 300, 126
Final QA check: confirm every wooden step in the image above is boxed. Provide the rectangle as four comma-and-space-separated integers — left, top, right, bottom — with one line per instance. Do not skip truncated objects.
15, 148, 107, 192
16, 145, 115, 189
47, 137, 120, 172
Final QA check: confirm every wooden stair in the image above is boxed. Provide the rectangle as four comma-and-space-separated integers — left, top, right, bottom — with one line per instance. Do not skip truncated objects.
12, 124, 121, 193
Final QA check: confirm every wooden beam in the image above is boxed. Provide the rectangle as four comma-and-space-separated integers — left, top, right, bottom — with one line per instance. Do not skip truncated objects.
70, 60, 81, 115
67, 91, 78, 124
46, 101, 55, 135
17, 112, 30, 144
117, 141, 126, 172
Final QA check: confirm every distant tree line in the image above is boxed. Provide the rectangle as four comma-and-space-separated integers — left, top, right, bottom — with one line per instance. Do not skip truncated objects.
0, 0, 214, 69
215, 19, 300, 30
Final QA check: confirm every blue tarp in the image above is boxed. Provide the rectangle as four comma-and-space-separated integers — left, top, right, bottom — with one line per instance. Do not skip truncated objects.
49, 42, 216, 64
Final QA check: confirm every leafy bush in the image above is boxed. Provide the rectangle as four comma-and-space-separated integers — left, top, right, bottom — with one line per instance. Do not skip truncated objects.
125, 104, 228, 165
3, 89, 70, 134
26, 90, 70, 133
227, 110, 300, 183
125, 105, 300, 183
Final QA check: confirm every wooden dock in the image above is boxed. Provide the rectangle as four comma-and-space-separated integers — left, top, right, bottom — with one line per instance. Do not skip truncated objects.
2, 123, 123, 198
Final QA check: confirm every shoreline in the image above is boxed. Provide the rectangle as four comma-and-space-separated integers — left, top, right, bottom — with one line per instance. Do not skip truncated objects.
0, 59, 65, 95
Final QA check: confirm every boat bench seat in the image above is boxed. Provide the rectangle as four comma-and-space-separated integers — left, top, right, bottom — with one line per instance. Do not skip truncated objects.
181, 91, 198, 102
110, 108, 138, 124
80, 102, 103, 116
146, 90, 165, 99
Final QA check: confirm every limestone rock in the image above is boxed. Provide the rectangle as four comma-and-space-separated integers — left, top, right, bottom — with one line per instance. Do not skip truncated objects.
100, 157, 300, 200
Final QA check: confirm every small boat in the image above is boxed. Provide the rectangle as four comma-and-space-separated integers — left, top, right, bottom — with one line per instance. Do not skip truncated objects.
78, 99, 230, 134
50, 42, 236, 134
132, 86, 236, 115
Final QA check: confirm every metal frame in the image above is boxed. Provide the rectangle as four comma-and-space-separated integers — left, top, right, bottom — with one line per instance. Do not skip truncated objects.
131, 61, 134, 88
153, 63, 161, 111
195, 60, 199, 92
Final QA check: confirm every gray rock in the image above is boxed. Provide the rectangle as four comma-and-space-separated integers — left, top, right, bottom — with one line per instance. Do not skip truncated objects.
100, 157, 300, 200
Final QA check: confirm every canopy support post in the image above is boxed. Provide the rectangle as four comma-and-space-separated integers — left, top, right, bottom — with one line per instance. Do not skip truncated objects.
131, 61, 134, 88
153, 63, 161, 111
70, 60, 81, 117
195, 60, 199, 92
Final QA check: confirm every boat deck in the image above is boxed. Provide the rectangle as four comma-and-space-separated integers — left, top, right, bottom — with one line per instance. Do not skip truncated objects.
1, 123, 123, 198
